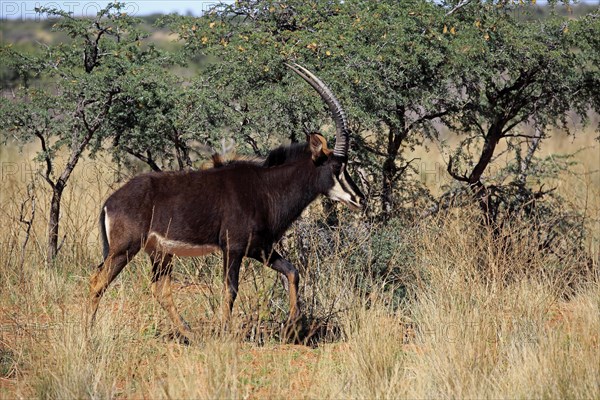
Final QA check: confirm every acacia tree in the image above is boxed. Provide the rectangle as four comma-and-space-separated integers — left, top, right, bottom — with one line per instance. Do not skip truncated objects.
438, 2, 600, 226
0, 3, 221, 262
0, 5, 127, 261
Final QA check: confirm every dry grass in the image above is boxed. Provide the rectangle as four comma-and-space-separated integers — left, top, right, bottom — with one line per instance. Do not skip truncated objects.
0, 134, 598, 399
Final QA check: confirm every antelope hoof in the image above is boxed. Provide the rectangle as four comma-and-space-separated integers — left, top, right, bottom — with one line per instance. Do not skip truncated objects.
167, 319, 194, 345
180, 321, 195, 344
169, 327, 194, 345
282, 314, 308, 344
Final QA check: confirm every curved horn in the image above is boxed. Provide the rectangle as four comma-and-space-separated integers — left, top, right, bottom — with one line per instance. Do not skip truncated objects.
286, 63, 349, 158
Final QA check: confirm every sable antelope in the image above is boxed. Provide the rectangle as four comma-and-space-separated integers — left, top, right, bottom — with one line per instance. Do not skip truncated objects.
89, 63, 365, 341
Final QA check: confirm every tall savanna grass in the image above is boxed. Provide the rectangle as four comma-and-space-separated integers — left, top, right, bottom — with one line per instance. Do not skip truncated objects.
0, 135, 598, 398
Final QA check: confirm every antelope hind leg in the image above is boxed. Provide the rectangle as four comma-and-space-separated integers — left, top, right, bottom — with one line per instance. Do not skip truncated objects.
89, 249, 137, 330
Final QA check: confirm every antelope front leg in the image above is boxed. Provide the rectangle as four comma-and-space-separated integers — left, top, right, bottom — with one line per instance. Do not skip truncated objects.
268, 252, 301, 324
222, 252, 243, 333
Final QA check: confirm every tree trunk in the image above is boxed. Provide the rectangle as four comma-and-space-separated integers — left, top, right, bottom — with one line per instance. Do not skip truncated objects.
380, 112, 406, 220
47, 186, 63, 262
381, 156, 396, 217
468, 123, 503, 225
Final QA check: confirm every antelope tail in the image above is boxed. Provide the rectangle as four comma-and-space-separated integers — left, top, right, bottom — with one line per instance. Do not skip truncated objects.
99, 207, 109, 260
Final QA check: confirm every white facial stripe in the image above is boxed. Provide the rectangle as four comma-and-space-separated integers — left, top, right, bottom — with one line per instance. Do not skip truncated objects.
104, 206, 111, 247
327, 170, 363, 210
147, 232, 219, 257
339, 173, 353, 192
328, 177, 354, 203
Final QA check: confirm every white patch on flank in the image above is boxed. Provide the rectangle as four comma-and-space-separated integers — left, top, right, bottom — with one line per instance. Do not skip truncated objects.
104, 206, 111, 246
147, 232, 219, 257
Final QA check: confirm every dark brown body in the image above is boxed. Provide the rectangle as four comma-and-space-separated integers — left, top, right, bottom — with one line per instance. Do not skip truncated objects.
105, 154, 329, 259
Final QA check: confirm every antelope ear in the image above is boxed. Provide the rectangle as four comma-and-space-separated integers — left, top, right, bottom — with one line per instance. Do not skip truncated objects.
308, 133, 332, 161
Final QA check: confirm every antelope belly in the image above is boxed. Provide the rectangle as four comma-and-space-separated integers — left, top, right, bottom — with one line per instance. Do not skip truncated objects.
148, 232, 219, 257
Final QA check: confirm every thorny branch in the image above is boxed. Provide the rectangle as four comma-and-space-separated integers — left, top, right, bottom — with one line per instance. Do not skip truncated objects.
33, 129, 55, 190
59, 88, 120, 187
517, 124, 544, 187
446, 0, 472, 16
119, 145, 162, 172
18, 184, 36, 271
